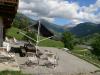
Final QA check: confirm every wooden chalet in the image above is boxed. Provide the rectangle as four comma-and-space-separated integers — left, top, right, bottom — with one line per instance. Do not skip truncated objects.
34, 21, 54, 37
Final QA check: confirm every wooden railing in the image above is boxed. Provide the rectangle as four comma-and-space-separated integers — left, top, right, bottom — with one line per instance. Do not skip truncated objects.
0, 0, 18, 3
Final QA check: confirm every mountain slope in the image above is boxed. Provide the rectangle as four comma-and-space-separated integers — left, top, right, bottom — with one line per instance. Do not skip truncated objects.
70, 22, 100, 37
12, 13, 37, 29
40, 19, 65, 33
12, 13, 100, 38
13, 13, 65, 35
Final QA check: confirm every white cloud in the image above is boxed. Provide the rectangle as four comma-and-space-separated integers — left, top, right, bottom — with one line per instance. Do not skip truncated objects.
41, 17, 55, 22
76, 0, 100, 24
72, 19, 83, 25
19, 0, 79, 18
18, 0, 100, 25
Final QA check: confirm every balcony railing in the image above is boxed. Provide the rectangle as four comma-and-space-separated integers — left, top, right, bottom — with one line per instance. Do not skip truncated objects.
0, 0, 18, 15
0, 0, 18, 4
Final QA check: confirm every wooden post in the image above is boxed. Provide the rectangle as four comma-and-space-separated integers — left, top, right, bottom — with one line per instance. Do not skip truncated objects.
0, 17, 3, 47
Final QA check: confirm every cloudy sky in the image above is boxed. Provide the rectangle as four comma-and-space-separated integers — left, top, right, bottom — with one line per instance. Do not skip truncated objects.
18, 0, 100, 26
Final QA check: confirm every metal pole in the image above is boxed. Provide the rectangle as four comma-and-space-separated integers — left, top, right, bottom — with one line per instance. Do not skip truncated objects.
19, 31, 37, 42
36, 20, 41, 55
35, 18, 41, 75
39, 36, 55, 42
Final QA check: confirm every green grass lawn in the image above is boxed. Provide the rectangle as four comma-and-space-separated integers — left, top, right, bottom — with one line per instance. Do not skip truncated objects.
0, 71, 30, 75
39, 38, 64, 48
72, 45, 100, 68
6, 27, 64, 48
6, 27, 26, 40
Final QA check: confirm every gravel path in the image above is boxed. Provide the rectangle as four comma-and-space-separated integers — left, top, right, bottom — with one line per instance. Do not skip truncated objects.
15, 47, 100, 75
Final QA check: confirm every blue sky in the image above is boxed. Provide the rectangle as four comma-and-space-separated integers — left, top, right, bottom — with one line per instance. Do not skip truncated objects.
53, 18, 71, 25
68, 0, 96, 6
53, 0, 97, 25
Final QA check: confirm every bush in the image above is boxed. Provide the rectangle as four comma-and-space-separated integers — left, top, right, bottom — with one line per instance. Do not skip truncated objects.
91, 35, 100, 59
62, 32, 75, 50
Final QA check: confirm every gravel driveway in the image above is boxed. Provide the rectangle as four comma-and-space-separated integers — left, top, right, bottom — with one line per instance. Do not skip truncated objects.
15, 47, 100, 75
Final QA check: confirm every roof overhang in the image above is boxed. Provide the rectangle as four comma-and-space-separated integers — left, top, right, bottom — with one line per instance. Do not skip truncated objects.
34, 22, 54, 37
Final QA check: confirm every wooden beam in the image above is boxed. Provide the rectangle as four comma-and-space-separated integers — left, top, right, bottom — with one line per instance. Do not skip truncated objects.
0, 0, 18, 4
0, 17, 3, 47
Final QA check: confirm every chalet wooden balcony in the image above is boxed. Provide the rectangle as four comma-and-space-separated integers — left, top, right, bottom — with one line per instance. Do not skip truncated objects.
0, 0, 18, 6
0, 0, 18, 3
0, 0, 18, 16
0, 0, 19, 28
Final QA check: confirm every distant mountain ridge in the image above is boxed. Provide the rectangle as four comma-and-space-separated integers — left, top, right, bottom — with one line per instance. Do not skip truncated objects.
13, 13, 65, 37
14, 13, 64, 31
70, 22, 100, 37
13, 13, 100, 38
40, 19, 65, 33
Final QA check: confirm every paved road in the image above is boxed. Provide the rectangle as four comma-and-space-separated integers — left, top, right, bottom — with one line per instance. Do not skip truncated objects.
15, 47, 100, 75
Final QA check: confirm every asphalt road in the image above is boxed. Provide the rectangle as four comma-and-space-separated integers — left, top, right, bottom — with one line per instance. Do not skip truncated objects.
15, 47, 100, 75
